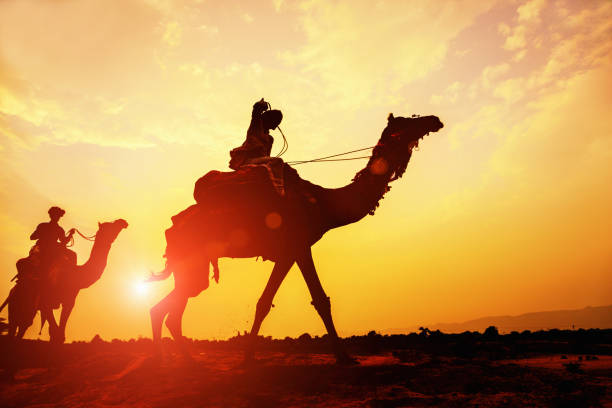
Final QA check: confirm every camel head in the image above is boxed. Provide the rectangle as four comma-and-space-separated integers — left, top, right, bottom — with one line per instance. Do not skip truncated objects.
384, 113, 444, 151
356, 113, 444, 183
96, 219, 128, 244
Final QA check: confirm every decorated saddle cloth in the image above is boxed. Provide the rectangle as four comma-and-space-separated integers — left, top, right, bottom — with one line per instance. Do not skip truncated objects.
193, 161, 300, 205
164, 163, 306, 265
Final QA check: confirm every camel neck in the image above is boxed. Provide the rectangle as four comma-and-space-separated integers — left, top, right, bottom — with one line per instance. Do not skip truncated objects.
320, 141, 412, 232
79, 238, 111, 289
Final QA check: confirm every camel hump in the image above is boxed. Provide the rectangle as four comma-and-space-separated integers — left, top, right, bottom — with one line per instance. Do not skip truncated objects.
193, 166, 274, 205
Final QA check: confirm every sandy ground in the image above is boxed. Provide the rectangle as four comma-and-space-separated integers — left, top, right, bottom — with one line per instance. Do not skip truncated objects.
1, 348, 610, 408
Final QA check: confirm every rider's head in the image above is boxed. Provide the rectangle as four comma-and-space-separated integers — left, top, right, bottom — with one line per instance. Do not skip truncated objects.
48, 206, 65, 222
262, 109, 283, 131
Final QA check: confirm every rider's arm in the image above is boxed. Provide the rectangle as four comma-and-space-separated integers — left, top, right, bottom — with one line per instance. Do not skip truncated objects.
59, 226, 74, 246
245, 99, 268, 149
30, 224, 42, 240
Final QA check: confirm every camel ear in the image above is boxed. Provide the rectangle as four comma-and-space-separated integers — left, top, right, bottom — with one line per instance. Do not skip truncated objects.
388, 113, 394, 122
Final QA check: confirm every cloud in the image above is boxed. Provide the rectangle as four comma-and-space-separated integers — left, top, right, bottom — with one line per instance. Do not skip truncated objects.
281, 0, 497, 110
163, 21, 183, 47
501, 0, 548, 51
518, 0, 547, 23
503, 24, 527, 50
481, 63, 511, 89
0, 0, 163, 95
273, 0, 285, 12
0, 112, 52, 149
492, 78, 525, 102
492, 59, 612, 181
430, 81, 465, 105
455, 0, 612, 112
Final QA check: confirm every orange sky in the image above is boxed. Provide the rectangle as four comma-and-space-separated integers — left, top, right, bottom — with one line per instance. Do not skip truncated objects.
1, 0, 611, 342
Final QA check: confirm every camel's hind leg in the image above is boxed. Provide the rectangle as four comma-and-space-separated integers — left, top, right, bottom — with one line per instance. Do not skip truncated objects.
151, 289, 191, 358
150, 290, 175, 344
296, 248, 355, 365
165, 294, 189, 357
16, 324, 28, 339
150, 258, 209, 360
41, 307, 59, 343
7, 321, 17, 338
245, 257, 294, 361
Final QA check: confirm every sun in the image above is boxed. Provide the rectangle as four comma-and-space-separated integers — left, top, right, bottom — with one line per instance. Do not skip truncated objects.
132, 280, 150, 297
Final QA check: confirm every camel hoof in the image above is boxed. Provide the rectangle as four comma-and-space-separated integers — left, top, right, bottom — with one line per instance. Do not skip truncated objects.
335, 353, 359, 366
50, 336, 65, 345
238, 352, 259, 368
0, 371, 16, 383
180, 354, 197, 368
150, 352, 162, 366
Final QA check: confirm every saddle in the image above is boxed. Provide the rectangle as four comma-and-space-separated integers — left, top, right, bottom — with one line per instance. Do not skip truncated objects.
193, 165, 281, 205
164, 163, 313, 270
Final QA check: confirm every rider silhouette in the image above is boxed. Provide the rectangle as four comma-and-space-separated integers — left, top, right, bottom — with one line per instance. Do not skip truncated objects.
229, 98, 285, 194
30, 207, 76, 276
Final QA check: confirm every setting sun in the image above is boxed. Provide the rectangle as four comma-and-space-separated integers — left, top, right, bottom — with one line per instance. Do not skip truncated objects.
132, 279, 150, 298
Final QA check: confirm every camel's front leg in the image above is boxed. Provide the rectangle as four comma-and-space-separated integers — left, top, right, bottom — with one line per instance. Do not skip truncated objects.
296, 248, 356, 365
40, 306, 59, 343
56, 295, 76, 344
165, 293, 189, 358
245, 257, 294, 361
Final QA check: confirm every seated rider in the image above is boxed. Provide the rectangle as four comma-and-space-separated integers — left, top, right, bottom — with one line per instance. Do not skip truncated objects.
229, 98, 285, 195
30, 206, 76, 279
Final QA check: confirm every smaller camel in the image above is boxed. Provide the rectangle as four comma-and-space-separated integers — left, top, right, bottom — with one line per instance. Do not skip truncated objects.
0, 219, 128, 343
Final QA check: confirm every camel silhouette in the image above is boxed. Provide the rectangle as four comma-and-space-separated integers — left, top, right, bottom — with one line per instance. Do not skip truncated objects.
1, 219, 128, 343
149, 113, 443, 363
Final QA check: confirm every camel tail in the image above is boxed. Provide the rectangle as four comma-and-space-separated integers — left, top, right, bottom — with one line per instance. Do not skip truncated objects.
146, 267, 172, 282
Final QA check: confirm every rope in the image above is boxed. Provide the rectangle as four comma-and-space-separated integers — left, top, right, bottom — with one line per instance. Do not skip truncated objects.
287, 146, 375, 165
265, 99, 372, 164
74, 229, 96, 242
265, 100, 288, 158
289, 155, 372, 165
274, 126, 288, 158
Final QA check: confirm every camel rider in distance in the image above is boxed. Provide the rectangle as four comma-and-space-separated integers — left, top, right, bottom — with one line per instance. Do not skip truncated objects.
29, 206, 77, 280
229, 98, 285, 195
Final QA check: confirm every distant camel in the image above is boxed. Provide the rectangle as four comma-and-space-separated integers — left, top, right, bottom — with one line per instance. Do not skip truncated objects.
149, 113, 443, 363
1, 219, 128, 343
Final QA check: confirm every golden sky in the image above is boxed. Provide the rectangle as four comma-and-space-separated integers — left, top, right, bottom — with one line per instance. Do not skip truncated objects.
1, 0, 611, 341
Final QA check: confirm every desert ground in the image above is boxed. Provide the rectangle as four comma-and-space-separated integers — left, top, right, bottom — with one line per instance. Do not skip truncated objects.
1, 330, 611, 407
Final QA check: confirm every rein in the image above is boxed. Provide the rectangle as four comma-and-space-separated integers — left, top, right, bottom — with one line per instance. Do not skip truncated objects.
266, 99, 374, 165
66, 228, 96, 247
287, 145, 376, 166
75, 229, 96, 242
266, 100, 288, 159
274, 126, 289, 158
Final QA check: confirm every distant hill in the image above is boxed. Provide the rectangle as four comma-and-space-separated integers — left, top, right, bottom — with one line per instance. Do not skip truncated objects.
420, 305, 612, 334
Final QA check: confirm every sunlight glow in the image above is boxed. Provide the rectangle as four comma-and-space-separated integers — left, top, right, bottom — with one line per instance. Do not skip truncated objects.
132, 280, 150, 297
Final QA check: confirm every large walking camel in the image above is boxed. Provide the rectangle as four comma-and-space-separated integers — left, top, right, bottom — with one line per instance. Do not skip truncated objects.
1, 219, 128, 343
150, 113, 443, 363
